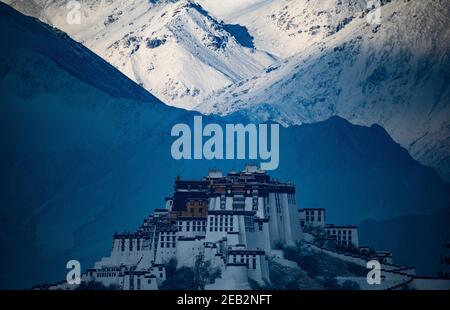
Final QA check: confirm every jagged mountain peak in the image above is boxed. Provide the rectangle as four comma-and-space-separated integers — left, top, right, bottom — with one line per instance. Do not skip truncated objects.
198, 0, 450, 181
197, 0, 371, 58
2, 0, 276, 109
0, 1, 159, 103
2, 0, 449, 181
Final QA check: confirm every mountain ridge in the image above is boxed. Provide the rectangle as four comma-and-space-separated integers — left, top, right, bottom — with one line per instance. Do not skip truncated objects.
0, 2, 160, 103
4, 0, 449, 181
2, 0, 277, 109
197, 0, 450, 181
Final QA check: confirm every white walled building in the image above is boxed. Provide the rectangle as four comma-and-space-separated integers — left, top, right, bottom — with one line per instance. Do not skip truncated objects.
225, 246, 269, 284
44, 166, 421, 291
64, 166, 302, 290
325, 224, 359, 248
298, 208, 326, 229
155, 228, 178, 264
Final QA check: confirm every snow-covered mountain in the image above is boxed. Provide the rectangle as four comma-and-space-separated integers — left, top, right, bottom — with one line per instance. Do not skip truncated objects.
197, 0, 450, 182
197, 0, 368, 58
2, 0, 276, 109
3, 0, 450, 181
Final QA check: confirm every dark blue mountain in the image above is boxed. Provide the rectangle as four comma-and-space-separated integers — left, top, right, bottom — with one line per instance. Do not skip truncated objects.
0, 3, 449, 289
277, 117, 450, 223
359, 208, 450, 276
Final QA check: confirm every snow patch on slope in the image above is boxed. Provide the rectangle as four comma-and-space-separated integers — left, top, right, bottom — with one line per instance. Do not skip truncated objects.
198, 0, 450, 181
198, 0, 368, 58
2, 0, 277, 109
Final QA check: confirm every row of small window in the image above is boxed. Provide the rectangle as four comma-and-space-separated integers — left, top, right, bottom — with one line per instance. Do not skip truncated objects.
182, 220, 206, 226
210, 227, 232, 232
210, 215, 234, 223
179, 225, 206, 232
327, 230, 353, 235
96, 272, 116, 278
120, 239, 141, 251
178, 221, 206, 232
209, 217, 234, 228
305, 210, 322, 216
305, 216, 322, 222
160, 242, 176, 248
160, 232, 176, 235
232, 256, 258, 270
335, 235, 353, 241
129, 276, 161, 290
161, 236, 176, 242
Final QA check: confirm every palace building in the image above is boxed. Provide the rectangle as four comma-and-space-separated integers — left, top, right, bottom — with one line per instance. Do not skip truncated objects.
45, 166, 450, 291
64, 165, 302, 290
